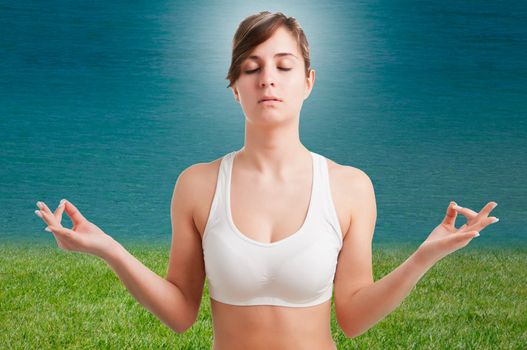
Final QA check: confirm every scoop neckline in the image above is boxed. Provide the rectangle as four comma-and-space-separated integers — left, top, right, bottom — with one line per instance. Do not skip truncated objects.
226, 150, 316, 247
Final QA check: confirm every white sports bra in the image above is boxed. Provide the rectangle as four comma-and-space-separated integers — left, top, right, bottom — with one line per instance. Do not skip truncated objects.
202, 150, 343, 307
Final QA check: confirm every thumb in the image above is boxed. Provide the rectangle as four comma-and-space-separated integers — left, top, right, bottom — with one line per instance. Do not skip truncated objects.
457, 223, 468, 232
63, 199, 87, 225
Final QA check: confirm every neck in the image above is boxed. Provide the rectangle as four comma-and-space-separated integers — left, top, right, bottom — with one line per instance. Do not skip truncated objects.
237, 118, 311, 178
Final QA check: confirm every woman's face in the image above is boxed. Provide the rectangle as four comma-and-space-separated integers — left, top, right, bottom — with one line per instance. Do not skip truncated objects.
231, 26, 315, 124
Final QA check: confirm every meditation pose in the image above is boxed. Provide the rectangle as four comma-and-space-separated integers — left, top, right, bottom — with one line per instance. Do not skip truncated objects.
34, 11, 499, 350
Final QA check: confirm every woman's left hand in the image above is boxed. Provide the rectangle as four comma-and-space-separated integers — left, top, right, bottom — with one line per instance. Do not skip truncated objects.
416, 201, 499, 266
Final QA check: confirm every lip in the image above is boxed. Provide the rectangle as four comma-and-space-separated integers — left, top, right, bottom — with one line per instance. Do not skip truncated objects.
260, 100, 281, 104
258, 96, 282, 103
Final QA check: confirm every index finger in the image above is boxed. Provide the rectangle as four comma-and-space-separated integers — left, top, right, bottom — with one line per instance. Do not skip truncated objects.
453, 204, 478, 219
443, 201, 459, 226
53, 200, 66, 221
36, 201, 61, 226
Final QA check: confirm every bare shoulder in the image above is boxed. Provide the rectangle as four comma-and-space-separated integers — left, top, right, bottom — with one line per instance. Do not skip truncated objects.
175, 156, 223, 236
326, 156, 373, 194
177, 156, 222, 191
325, 156, 375, 239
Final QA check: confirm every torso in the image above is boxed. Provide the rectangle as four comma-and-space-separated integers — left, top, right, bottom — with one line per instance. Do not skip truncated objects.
192, 152, 355, 350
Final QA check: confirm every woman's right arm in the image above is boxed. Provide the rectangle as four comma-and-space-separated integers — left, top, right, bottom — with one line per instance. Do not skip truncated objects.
102, 164, 207, 333
100, 238, 194, 334
35, 164, 206, 334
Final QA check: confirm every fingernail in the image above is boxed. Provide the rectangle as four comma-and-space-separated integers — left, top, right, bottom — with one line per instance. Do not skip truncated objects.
34, 210, 42, 217
493, 218, 499, 223
60, 199, 66, 205
453, 205, 462, 210
44, 227, 51, 232
473, 231, 480, 237
36, 201, 43, 208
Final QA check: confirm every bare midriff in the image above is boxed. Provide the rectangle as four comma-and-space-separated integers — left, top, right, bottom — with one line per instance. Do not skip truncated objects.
194, 156, 351, 350
209, 298, 338, 350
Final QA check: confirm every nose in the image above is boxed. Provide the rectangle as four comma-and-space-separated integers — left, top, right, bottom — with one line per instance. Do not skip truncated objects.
259, 68, 275, 87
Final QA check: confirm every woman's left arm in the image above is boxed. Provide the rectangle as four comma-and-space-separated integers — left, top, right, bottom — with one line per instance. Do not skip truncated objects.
337, 246, 435, 339
334, 170, 499, 338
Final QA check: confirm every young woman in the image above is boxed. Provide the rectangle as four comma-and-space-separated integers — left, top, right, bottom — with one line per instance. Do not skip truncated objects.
34, 11, 499, 350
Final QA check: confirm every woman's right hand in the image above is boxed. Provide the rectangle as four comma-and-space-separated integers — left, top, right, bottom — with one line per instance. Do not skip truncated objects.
35, 199, 115, 258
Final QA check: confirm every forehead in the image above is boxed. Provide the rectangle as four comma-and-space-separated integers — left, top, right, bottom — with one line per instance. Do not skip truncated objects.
247, 26, 300, 59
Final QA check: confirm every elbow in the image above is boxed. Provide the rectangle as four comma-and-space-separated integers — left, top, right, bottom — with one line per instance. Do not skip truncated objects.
166, 295, 200, 334
171, 321, 192, 335
344, 327, 368, 339
170, 318, 195, 334
172, 325, 189, 335
170, 313, 198, 334
338, 315, 368, 339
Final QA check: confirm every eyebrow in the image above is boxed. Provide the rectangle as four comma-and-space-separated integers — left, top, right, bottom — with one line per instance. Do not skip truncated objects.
247, 52, 298, 60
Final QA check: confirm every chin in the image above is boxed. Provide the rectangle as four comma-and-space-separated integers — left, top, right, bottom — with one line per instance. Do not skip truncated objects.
245, 111, 296, 125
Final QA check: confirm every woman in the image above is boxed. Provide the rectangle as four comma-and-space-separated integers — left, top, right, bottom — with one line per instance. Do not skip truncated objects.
34, 11, 499, 350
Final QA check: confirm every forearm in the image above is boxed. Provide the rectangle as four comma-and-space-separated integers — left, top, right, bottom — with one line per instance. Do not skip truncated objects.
344, 249, 435, 338
99, 239, 191, 333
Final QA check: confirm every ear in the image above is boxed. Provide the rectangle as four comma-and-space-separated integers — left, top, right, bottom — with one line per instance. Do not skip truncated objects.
231, 86, 240, 102
304, 69, 315, 100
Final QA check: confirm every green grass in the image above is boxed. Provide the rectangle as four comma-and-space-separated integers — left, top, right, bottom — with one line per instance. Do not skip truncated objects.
1, 242, 526, 349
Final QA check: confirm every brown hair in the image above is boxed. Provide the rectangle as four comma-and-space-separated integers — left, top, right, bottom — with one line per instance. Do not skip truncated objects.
225, 11, 311, 89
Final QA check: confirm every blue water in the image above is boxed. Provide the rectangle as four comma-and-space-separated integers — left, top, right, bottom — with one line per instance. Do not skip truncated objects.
1, 1, 526, 248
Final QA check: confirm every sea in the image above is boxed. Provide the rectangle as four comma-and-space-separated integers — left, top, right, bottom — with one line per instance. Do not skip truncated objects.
1, 1, 525, 248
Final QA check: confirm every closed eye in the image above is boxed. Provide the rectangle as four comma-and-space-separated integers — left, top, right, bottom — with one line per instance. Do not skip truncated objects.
244, 68, 292, 74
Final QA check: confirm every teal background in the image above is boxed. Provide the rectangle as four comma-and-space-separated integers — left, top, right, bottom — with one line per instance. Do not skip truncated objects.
1, 1, 525, 247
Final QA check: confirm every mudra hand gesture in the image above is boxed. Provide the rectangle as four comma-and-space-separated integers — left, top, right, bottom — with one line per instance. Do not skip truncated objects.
417, 201, 499, 265
34, 199, 113, 257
